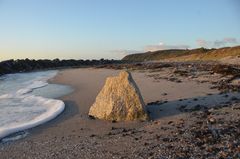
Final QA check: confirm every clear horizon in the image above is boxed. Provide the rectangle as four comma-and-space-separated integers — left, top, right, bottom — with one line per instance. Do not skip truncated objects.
0, 0, 240, 61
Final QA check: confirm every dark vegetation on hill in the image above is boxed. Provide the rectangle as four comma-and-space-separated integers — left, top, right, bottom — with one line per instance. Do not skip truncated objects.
0, 59, 122, 76
122, 46, 240, 62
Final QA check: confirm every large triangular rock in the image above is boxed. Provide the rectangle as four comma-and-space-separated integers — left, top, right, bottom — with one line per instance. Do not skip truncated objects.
89, 71, 148, 121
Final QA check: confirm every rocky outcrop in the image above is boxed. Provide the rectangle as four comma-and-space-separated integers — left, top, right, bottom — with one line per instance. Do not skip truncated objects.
89, 71, 148, 121
0, 59, 122, 76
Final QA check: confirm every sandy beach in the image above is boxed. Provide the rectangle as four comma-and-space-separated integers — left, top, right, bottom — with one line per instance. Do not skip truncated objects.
0, 66, 240, 159
0, 1, 239, 158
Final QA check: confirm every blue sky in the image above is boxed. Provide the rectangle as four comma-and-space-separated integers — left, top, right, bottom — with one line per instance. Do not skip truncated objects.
0, 0, 239, 60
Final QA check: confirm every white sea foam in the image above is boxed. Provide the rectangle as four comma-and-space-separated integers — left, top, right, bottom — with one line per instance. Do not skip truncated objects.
0, 71, 67, 140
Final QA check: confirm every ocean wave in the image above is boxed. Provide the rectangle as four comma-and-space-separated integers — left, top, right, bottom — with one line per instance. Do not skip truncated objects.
0, 71, 65, 140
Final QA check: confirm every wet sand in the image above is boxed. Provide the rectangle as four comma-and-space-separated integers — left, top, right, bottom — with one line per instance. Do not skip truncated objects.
1, 67, 239, 159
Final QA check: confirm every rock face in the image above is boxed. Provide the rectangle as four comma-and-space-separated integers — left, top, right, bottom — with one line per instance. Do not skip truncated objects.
89, 71, 148, 121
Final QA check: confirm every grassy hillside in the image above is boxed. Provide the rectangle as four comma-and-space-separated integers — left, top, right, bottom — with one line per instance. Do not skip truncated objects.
122, 46, 240, 62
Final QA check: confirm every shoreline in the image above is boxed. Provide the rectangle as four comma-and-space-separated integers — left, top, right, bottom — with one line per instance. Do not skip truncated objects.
27, 68, 145, 141
1, 67, 239, 158
0, 70, 66, 141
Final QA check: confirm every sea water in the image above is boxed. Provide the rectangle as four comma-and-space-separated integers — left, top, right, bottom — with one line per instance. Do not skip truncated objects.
0, 70, 73, 141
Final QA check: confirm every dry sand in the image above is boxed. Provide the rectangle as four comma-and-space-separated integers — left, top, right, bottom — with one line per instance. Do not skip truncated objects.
0, 67, 239, 159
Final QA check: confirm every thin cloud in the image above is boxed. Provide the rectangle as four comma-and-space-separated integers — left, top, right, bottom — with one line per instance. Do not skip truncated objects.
196, 37, 238, 48
113, 38, 239, 57
110, 49, 140, 56
214, 38, 237, 47
144, 42, 190, 52
223, 37, 237, 43
196, 39, 211, 48
112, 42, 191, 57
213, 40, 226, 47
